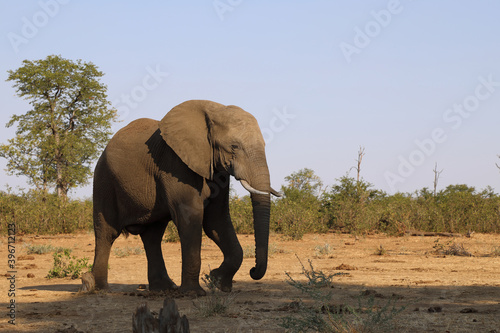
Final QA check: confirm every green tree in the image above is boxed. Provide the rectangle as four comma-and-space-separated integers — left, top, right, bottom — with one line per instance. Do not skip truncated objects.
282, 168, 323, 200
1, 55, 117, 198
272, 168, 327, 239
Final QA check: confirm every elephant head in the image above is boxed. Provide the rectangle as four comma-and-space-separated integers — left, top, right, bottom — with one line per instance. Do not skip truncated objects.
159, 100, 279, 280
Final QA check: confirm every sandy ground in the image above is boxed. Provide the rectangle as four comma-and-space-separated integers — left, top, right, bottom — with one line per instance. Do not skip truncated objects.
1, 232, 500, 332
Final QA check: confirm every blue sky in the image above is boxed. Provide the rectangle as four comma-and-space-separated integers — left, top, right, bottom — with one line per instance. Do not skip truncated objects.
1, 0, 499, 198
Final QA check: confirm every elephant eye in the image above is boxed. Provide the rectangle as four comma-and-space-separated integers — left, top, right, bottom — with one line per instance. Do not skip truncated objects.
231, 144, 240, 151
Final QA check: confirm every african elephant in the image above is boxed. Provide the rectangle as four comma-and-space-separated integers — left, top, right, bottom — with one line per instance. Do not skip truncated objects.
92, 100, 280, 296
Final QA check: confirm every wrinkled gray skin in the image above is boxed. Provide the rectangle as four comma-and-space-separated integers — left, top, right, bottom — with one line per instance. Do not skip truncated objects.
92, 100, 279, 296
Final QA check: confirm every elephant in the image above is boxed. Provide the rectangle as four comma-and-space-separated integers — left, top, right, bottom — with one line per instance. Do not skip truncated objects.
92, 100, 280, 296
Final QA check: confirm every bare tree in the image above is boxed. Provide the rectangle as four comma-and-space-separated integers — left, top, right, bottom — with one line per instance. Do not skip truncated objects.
496, 155, 500, 172
351, 146, 365, 182
433, 162, 443, 196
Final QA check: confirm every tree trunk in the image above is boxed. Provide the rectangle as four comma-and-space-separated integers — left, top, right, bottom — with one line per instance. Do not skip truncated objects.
53, 127, 68, 199
132, 298, 190, 333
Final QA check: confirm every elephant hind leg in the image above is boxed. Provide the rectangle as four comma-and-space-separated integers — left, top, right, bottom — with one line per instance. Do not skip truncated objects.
92, 213, 120, 290
140, 220, 178, 291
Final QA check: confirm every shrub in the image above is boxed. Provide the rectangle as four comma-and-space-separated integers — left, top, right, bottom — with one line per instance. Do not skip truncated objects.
272, 198, 327, 240
113, 246, 144, 257
281, 257, 406, 333
322, 177, 500, 235
24, 244, 65, 255
432, 185, 500, 233
24, 244, 55, 255
163, 223, 180, 243
46, 249, 91, 279
193, 274, 235, 317
271, 169, 327, 239
0, 189, 92, 234
314, 243, 334, 258
229, 194, 254, 234
322, 176, 384, 233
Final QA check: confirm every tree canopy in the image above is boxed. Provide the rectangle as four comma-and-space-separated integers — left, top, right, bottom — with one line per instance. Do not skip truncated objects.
282, 168, 323, 200
1, 55, 117, 198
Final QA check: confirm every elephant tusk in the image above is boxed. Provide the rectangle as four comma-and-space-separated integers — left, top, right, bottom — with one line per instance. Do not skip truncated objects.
270, 187, 282, 197
240, 180, 269, 196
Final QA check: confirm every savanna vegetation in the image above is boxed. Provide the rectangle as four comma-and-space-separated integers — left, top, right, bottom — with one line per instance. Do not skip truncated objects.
2, 168, 499, 237
233, 168, 500, 240
1, 57, 498, 238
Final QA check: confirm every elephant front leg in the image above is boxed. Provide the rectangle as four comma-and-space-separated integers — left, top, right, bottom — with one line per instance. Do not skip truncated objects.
176, 203, 206, 296
140, 221, 178, 291
203, 190, 243, 292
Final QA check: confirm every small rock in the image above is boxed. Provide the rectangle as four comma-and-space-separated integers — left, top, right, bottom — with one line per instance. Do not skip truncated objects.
335, 263, 358, 271
361, 289, 384, 298
428, 306, 442, 313
460, 307, 478, 313
27, 273, 35, 278
54, 324, 84, 333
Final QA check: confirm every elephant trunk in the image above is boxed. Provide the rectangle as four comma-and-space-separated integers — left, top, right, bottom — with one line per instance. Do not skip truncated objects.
242, 155, 272, 280
249, 191, 270, 280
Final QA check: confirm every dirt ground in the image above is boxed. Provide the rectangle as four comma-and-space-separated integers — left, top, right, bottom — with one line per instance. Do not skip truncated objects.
1, 232, 500, 332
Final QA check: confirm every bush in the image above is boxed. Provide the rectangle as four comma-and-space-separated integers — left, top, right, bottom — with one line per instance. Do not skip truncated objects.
323, 177, 500, 235
24, 244, 66, 255
3, 169, 500, 237
163, 223, 180, 243
281, 257, 406, 333
432, 185, 500, 233
322, 176, 383, 233
270, 168, 328, 240
0, 189, 92, 234
193, 274, 235, 317
272, 198, 327, 240
230, 194, 254, 234
46, 249, 91, 279
113, 246, 144, 257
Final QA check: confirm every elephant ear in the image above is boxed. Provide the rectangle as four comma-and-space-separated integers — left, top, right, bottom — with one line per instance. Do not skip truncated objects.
159, 100, 222, 180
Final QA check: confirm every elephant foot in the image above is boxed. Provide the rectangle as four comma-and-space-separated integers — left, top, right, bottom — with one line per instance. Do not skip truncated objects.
148, 278, 178, 292
179, 284, 206, 297
209, 268, 233, 292
95, 284, 111, 293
